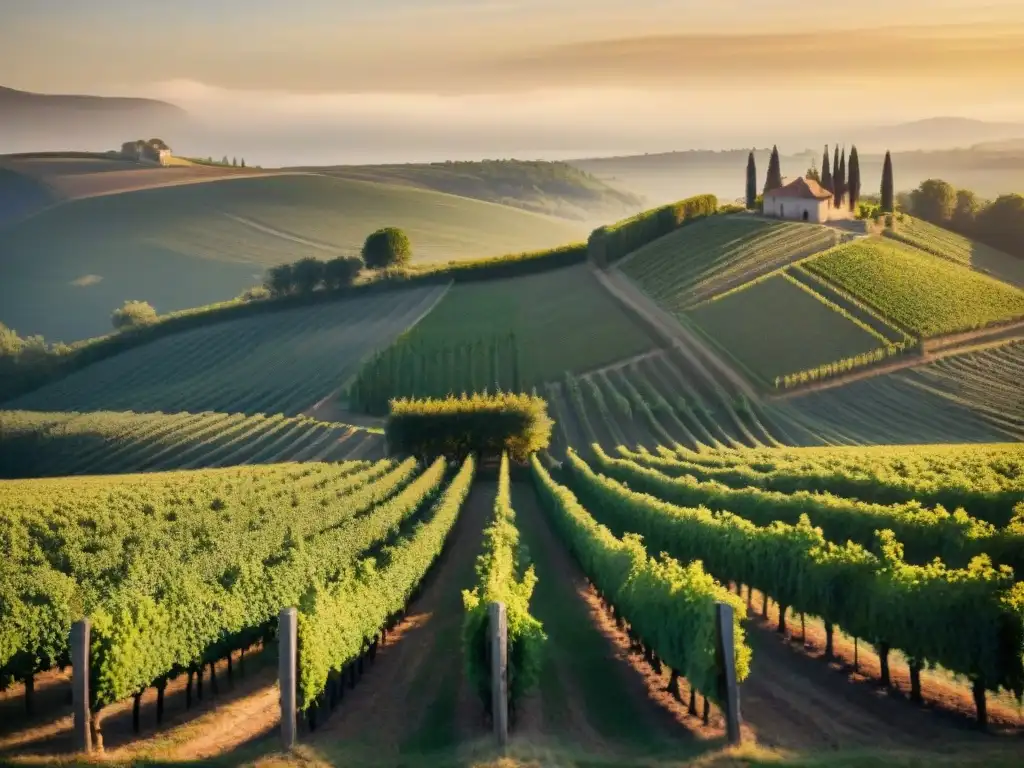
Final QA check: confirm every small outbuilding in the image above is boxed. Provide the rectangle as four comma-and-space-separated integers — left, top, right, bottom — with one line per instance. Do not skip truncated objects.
763, 177, 833, 223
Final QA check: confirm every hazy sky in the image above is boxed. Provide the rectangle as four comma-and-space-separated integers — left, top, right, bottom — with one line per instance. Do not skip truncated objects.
4, 0, 1024, 96
4, 1, 1024, 162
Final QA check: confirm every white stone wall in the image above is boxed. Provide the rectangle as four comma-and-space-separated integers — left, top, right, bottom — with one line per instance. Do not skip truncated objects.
765, 196, 829, 223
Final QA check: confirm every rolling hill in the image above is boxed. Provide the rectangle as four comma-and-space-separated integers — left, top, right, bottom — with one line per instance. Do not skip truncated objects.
303, 159, 644, 222
0, 172, 585, 341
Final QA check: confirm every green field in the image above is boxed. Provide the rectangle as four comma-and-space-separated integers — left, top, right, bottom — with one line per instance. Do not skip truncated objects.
804, 238, 1024, 338
0, 409, 383, 478
0, 173, 585, 341
347, 264, 659, 412
306, 159, 643, 221
686, 273, 887, 384
885, 216, 1024, 288
620, 215, 839, 310
6, 285, 445, 416
784, 340, 1024, 445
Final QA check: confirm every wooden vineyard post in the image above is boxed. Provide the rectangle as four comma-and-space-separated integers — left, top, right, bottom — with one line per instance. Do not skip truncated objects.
278, 607, 298, 749
715, 602, 742, 746
70, 619, 92, 754
489, 602, 509, 747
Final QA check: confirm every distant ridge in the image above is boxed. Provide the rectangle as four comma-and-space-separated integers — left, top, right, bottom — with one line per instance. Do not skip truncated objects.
0, 85, 188, 154
0, 85, 186, 117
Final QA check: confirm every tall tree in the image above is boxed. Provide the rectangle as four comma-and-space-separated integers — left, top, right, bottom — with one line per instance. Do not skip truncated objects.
909, 179, 957, 224
745, 151, 757, 209
952, 189, 980, 234
832, 146, 841, 206
837, 148, 847, 206
847, 145, 862, 211
880, 151, 895, 213
763, 145, 783, 194
821, 145, 833, 194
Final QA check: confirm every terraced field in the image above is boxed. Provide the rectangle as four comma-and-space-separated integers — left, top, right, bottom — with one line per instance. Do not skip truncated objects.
6, 285, 445, 416
781, 340, 1024, 444
620, 215, 839, 311
884, 216, 1024, 288
0, 409, 384, 478
347, 264, 659, 412
686, 273, 889, 385
804, 238, 1024, 338
0, 172, 584, 340
550, 349, 818, 454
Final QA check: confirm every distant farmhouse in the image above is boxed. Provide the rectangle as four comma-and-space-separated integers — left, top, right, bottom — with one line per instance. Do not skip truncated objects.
763, 177, 835, 223
121, 139, 172, 166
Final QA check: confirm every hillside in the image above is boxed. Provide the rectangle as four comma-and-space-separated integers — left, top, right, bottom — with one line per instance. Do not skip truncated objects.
0, 86, 188, 155
0, 153, 267, 205
304, 159, 645, 222
0, 409, 383, 478
7, 285, 446, 416
884, 216, 1024, 288
803, 238, 1024, 338
783, 339, 1024, 444
0, 173, 585, 341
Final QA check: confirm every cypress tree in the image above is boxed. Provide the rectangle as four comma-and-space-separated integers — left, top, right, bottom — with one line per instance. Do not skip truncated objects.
848, 145, 862, 211
821, 145, 833, 194
832, 146, 842, 207
838, 148, 847, 205
745, 151, 757, 209
763, 145, 783, 194
881, 151, 895, 213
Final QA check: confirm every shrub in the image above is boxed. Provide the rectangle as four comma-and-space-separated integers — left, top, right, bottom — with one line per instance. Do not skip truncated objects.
323, 255, 363, 290
265, 263, 295, 297
363, 227, 413, 269
111, 300, 157, 331
291, 257, 326, 294
386, 393, 552, 461
238, 285, 270, 302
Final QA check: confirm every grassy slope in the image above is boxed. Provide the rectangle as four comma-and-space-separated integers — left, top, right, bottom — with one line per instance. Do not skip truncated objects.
0, 409, 383, 478
687, 273, 885, 384
391, 264, 659, 388
307, 159, 645, 222
804, 237, 1024, 338
620, 216, 839, 311
7, 285, 445, 416
885, 216, 1024, 288
0, 173, 584, 341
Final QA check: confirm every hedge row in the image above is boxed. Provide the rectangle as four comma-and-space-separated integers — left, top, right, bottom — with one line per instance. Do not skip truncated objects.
587, 194, 718, 266
385, 393, 553, 462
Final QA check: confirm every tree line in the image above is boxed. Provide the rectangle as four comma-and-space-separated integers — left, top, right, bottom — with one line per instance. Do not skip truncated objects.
746, 146, 895, 215
904, 180, 1024, 259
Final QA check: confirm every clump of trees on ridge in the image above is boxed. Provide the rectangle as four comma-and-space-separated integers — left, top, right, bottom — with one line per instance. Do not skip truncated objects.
261, 227, 414, 297
904, 180, 1024, 258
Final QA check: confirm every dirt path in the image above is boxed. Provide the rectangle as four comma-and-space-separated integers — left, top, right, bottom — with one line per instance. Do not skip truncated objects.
772, 325, 1024, 401
739, 591, 1021, 751
223, 213, 339, 251
0, 646, 280, 760
307, 481, 492, 761
511, 481, 703, 760
591, 265, 761, 402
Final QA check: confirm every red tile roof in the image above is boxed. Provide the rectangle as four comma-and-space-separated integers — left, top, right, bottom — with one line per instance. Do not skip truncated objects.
765, 177, 833, 200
